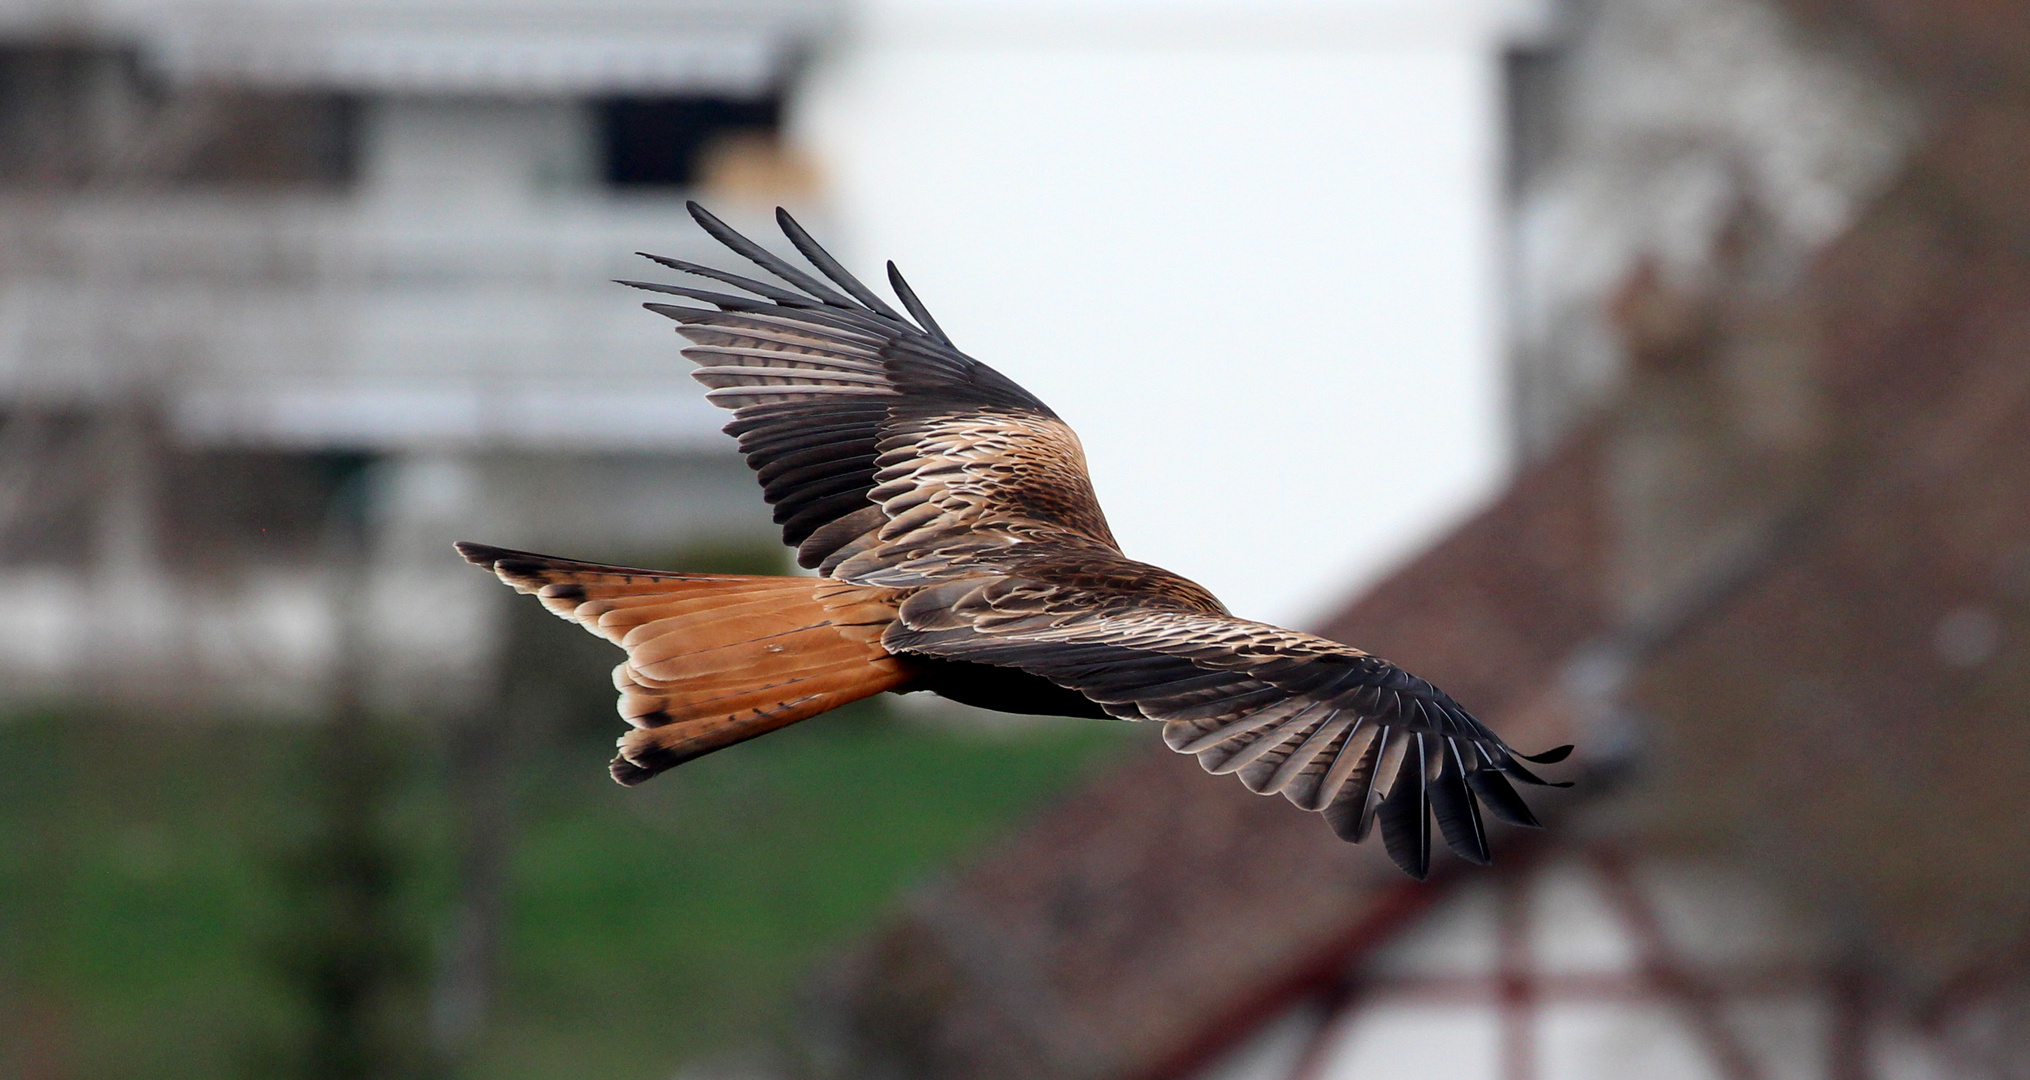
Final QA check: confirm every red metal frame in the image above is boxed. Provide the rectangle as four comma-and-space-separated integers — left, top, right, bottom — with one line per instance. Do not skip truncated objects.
1589, 847, 1767, 1080
1157, 840, 2030, 1080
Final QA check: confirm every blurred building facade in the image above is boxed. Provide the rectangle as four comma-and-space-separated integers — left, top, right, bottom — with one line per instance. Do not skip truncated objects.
0, 0, 1548, 706
0, 0, 833, 713
800, 0, 2030, 1078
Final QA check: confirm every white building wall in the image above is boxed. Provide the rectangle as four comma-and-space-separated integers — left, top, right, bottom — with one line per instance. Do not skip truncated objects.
1191, 850, 1981, 1080
793, 0, 1537, 625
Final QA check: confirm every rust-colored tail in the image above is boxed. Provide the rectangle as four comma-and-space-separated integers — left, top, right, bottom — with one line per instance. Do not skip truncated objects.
456, 542, 911, 784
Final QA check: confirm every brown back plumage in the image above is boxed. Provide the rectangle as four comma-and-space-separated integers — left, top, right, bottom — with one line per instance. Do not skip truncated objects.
456, 205, 1568, 879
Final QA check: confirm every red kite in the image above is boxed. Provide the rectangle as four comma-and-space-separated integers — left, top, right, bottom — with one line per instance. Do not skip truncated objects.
458, 205, 1569, 878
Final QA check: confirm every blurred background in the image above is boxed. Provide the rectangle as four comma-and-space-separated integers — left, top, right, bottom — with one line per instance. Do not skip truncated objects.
1, 0, 2026, 1078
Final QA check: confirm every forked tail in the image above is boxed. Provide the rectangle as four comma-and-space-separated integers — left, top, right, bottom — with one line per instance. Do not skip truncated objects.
456, 542, 912, 784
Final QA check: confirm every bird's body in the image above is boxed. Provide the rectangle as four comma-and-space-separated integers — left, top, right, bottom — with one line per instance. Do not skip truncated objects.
459, 204, 1568, 879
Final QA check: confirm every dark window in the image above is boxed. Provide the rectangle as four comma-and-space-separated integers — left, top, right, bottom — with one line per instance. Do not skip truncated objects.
1502, 45, 1564, 201
0, 44, 356, 191
0, 410, 96, 567
170, 92, 357, 190
597, 95, 780, 188
160, 450, 373, 569
0, 417, 370, 571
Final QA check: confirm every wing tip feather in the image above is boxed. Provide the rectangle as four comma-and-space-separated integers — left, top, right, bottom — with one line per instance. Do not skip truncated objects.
453, 540, 503, 568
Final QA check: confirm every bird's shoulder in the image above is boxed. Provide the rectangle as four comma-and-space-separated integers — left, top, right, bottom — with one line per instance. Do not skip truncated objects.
978, 545, 1234, 617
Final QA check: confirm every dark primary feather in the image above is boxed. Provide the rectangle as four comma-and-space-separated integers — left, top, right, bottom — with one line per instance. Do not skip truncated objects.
634, 253, 816, 306
1467, 750, 1541, 827
1431, 738, 1491, 865
687, 202, 863, 310
1379, 737, 1433, 878
774, 207, 914, 324
887, 262, 952, 346
630, 282, 785, 312
1323, 728, 1391, 843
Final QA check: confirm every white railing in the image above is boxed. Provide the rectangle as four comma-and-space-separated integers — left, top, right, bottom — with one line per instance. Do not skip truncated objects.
0, 193, 815, 451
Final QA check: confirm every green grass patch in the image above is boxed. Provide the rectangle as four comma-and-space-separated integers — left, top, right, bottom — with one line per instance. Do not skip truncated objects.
0, 703, 1132, 1080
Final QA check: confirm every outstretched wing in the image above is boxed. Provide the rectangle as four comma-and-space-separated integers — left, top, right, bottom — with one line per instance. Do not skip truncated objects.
885, 575, 1572, 879
625, 204, 1118, 579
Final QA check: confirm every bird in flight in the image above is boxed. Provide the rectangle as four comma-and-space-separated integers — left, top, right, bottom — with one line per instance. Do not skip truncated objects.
457, 204, 1570, 879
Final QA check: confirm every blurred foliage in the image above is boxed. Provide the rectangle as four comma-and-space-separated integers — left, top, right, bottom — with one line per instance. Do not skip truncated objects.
647, 537, 792, 577
0, 699, 1130, 1080
259, 716, 443, 1080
